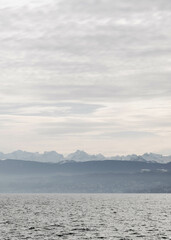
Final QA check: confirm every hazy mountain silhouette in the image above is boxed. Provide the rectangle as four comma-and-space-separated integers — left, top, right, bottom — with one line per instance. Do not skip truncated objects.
0, 159, 171, 193
0, 150, 171, 163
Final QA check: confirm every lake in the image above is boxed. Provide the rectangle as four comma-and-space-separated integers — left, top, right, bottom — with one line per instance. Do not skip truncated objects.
0, 194, 171, 239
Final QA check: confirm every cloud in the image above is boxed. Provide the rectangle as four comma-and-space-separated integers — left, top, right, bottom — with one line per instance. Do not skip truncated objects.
100, 131, 157, 139
0, 102, 104, 117
37, 121, 105, 136
31, 82, 171, 102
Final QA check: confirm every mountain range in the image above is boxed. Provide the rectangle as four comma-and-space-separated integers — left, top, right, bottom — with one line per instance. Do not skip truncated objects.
0, 150, 171, 163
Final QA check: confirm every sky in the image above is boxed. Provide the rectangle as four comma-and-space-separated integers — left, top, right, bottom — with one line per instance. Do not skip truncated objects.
0, 0, 171, 156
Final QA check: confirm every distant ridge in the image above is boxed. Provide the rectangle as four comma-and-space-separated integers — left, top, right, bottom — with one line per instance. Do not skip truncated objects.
0, 158, 171, 174
0, 150, 171, 163
0, 159, 171, 193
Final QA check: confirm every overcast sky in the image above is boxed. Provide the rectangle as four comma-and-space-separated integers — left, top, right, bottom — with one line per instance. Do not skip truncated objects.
0, 0, 171, 155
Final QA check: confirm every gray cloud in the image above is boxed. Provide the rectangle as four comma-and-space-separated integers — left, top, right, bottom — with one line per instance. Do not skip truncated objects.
0, 102, 103, 116
37, 121, 106, 135
100, 131, 157, 139
32, 83, 171, 102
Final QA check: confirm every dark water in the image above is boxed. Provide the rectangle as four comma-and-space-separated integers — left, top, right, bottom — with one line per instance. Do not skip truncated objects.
0, 194, 171, 239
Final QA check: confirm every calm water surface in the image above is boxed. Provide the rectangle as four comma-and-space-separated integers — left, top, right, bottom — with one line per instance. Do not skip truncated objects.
0, 194, 171, 240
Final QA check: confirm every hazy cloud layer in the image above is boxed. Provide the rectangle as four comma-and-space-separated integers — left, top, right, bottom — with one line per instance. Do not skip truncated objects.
0, 0, 171, 155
